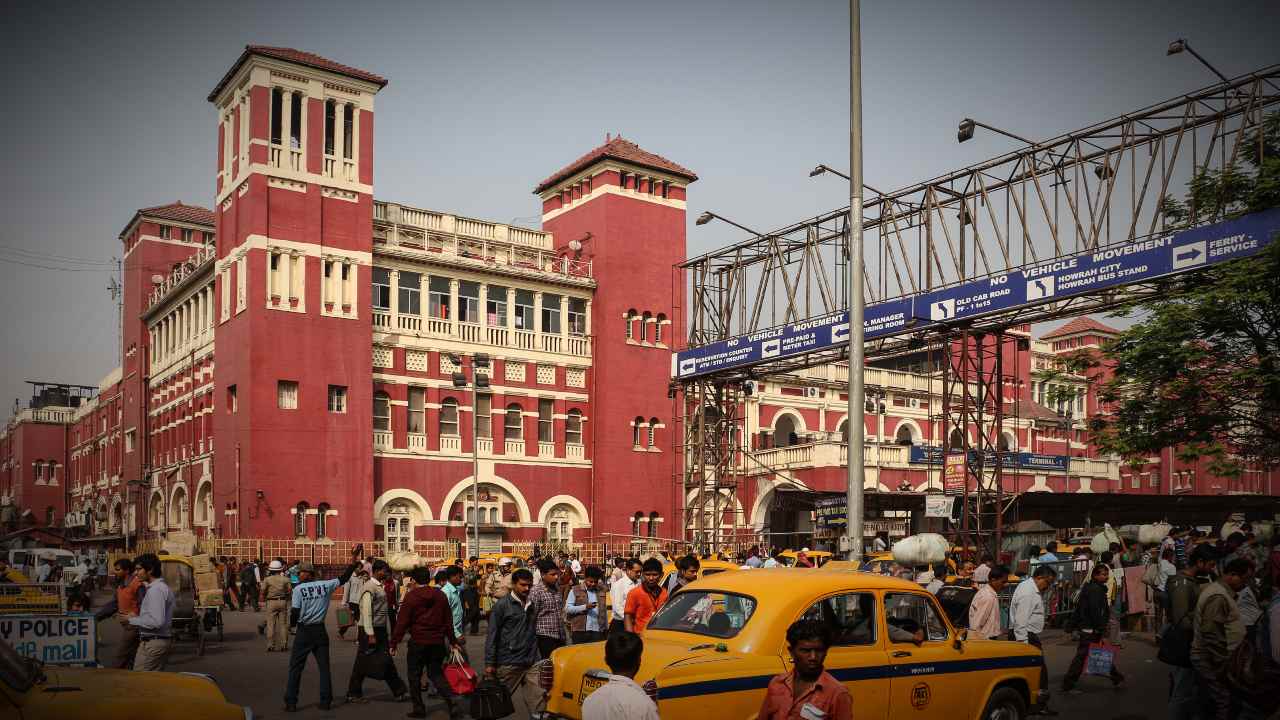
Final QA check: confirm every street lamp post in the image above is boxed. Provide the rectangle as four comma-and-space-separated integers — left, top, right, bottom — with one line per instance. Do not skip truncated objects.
452, 353, 490, 558
1167, 38, 1231, 84
809, 165, 884, 197
846, 0, 866, 563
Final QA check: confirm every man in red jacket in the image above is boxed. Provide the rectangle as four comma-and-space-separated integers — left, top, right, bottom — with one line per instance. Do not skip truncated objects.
391, 566, 463, 719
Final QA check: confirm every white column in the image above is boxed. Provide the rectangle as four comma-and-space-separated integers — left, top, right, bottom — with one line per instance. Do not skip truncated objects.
585, 299, 592, 335
281, 91, 292, 149
389, 269, 400, 317
449, 278, 460, 335
333, 102, 345, 163
419, 272, 429, 318
559, 295, 568, 339
506, 287, 516, 330
479, 282, 489, 325
289, 251, 301, 302
534, 291, 544, 334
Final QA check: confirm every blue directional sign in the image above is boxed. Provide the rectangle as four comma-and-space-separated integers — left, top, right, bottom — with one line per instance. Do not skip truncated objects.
907, 445, 1069, 472
673, 208, 1280, 379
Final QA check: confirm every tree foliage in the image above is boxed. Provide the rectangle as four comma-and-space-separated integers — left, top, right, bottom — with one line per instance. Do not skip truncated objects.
1080, 111, 1280, 475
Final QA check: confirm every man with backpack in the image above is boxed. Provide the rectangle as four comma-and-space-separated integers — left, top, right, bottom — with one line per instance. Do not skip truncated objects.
1163, 543, 1217, 720
239, 558, 261, 612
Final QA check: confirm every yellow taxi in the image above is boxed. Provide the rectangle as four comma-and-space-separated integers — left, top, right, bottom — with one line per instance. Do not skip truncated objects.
0, 569, 61, 615
0, 636, 251, 719
777, 550, 834, 567
658, 558, 740, 589
543, 568, 1044, 720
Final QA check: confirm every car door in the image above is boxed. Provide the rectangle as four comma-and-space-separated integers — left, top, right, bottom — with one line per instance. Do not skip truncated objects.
789, 591, 890, 720
882, 591, 973, 719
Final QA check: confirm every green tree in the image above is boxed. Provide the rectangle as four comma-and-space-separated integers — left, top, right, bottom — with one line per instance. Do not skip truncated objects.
1085, 111, 1280, 475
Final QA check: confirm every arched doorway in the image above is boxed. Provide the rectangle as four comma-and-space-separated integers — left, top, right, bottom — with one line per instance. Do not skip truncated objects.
947, 428, 965, 449
895, 423, 920, 446
148, 492, 164, 530
171, 486, 188, 529
381, 500, 416, 553
774, 413, 801, 448
195, 482, 213, 526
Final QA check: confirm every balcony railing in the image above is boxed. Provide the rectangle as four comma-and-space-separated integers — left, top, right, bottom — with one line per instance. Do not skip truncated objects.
567, 443, 585, 460
504, 439, 525, 456
476, 437, 494, 455
538, 441, 554, 458
407, 433, 426, 452
372, 200, 593, 281
373, 430, 392, 450
371, 312, 591, 359
440, 435, 462, 452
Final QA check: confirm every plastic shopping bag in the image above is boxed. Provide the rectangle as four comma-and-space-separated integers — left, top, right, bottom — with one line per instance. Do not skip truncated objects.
1086, 641, 1115, 676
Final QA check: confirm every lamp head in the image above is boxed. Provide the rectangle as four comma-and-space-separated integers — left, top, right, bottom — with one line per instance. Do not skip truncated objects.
1167, 38, 1186, 56
957, 118, 976, 143
695, 211, 714, 226
809, 165, 827, 178
451, 372, 468, 388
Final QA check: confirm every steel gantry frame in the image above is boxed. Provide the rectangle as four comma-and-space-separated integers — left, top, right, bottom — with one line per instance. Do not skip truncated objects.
679, 65, 1280, 546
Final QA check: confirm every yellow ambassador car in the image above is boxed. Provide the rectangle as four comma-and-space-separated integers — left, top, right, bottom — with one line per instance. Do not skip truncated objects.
0, 638, 251, 720
543, 569, 1044, 720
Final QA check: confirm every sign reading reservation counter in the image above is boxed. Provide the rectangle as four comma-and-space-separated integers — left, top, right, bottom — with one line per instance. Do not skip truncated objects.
0, 614, 97, 665
673, 209, 1280, 380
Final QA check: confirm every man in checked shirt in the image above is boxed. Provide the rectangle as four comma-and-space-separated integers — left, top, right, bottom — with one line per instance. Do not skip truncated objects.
530, 557, 567, 659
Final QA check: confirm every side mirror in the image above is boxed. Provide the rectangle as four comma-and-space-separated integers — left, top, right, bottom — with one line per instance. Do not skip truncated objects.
953, 628, 968, 650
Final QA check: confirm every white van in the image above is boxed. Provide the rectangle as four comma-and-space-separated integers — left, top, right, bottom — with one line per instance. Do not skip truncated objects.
7, 548, 83, 584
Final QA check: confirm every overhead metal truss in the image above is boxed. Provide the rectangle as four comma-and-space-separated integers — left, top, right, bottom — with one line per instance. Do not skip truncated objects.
682, 65, 1280, 379
679, 65, 1280, 546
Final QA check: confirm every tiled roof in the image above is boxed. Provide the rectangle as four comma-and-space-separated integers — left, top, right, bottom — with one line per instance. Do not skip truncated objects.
208, 45, 387, 102
138, 202, 215, 227
1042, 316, 1122, 340
1021, 401, 1068, 423
535, 136, 697, 194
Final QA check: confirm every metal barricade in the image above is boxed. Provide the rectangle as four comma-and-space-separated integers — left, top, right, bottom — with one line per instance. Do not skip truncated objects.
0, 582, 67, 615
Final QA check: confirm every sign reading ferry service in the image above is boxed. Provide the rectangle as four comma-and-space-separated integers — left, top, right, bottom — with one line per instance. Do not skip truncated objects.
673, 208, 1280, 380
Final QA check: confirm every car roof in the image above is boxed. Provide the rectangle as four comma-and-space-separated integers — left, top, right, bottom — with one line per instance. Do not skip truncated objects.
685, 567, 925, 594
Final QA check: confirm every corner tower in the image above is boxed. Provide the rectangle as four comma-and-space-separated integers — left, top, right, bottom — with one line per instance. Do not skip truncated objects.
208, 46, 387, 539
536, 137, 696, 539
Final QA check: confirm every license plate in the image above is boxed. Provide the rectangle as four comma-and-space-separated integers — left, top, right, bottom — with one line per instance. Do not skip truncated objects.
578, 675, 608, 705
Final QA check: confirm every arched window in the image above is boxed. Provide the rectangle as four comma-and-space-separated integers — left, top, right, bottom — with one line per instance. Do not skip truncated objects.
838, 419, 850, 442
774, 414, 800, 448
110, 501, 123, 531
172, 486, 188, 529
504, 403, 523, 440
384, 501, 413, 552
632, 416, 645, 447
895, 423, 918, 446
440, 398, 460, 436
948, 428, 965, 450
655, 313, 666, 343
631, 511, 643, 536
648, 417, 660, 447
316, 502, 330, 538
373, 392, 391, 431
648, 511, 660, 538
641, 311, 652, 342
45, 506, 54, 526
625, 309, 638, 340
148, 493, 163, 529
196, 483, 212, 525
294, 501, 309, 537
566, 409, 583, 445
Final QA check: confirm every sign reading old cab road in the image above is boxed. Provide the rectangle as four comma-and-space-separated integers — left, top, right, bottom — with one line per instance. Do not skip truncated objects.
673, 208, 1280, 380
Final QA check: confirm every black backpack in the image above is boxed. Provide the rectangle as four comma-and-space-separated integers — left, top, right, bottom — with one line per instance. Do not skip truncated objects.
1157, 575, 1196, 667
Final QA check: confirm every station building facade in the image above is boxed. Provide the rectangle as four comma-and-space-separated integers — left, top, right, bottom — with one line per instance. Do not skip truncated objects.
2, 45, 1273, 550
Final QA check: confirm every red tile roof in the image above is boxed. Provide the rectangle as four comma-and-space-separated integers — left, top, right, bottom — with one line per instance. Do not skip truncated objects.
208, 45, 387, 102
1020, 401, 1069, 423
1042, 316, 1122, 340
138, 202, 215, 227
535, 136, 697, 194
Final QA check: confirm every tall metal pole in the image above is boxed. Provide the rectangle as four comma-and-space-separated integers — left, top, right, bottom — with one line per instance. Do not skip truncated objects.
471, 368, 480, 559
845, 0, 866, 562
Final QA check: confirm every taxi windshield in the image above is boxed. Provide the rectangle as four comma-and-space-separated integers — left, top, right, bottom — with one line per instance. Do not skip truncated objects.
647, 590, 756, 639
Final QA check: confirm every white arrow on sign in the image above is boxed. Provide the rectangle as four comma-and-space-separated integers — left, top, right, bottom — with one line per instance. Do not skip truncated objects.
930, 299, 956, 321
831, 323, 849, 343
761, 339, 781, 358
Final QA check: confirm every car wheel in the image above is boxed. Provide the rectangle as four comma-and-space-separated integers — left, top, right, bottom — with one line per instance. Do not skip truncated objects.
981, 687, 1027, 720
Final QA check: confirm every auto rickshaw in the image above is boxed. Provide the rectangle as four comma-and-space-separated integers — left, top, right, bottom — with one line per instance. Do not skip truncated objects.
158, 553, 222, 655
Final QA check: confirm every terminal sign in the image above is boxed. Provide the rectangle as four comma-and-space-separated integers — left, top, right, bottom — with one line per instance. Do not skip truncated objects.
674, 208, 1280, 379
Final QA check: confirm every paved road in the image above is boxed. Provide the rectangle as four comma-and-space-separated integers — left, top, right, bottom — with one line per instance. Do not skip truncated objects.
94, 601, 1171, 720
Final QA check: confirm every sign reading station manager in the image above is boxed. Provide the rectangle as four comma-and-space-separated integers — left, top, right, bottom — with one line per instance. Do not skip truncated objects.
0, 614, 96, 665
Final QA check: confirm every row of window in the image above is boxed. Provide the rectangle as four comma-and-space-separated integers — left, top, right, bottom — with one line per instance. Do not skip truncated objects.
624, 309, 667, 344
31, 461, 58, 485
371, 269, 587, 334
158, 226, 215, 245
293, 501, 332, 538
150, 284, 215, 367
618, 171, 673, 199
373, 392, 584, 444
631, 417, 662, 448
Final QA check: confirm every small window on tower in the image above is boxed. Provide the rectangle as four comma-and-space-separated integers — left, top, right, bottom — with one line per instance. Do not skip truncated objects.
182, 229, 193, 243
327, 385, 347, 413
619, 171, 630, 190
288, 91, 303, 149
203, 231, 214, 245
343, 104, 354, 160
159, 226, 171, 240
277, 380, 299, 410
270, 87, 283, 145
324, 99, 336, 156
226, 385, 237, 413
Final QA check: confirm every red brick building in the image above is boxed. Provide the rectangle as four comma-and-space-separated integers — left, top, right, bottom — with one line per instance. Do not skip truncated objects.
2, 46, 1272, 551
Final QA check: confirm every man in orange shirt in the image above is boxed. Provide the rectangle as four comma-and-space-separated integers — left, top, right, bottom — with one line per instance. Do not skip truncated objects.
92, 557, 146, 669
758, 620, 852, 720
623, 558, 668, 633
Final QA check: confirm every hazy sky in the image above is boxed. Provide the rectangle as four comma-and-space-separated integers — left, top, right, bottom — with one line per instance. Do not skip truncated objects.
1, 0, 1277, 413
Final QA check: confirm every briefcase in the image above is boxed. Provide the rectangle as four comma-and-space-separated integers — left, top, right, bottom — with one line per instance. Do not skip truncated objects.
470, 677, 515, 719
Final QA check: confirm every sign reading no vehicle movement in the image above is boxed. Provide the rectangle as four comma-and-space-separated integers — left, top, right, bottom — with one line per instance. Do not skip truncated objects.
0, 614, 96, 665
673, 208, 1280, 379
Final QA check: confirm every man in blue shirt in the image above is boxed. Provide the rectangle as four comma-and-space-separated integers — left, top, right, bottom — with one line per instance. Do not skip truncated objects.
128, 553, 175, 671
442, 565, 465, 641
284, 547, 362, 713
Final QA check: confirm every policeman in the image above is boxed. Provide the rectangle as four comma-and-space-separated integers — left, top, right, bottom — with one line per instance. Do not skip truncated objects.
283, 546, 363, 713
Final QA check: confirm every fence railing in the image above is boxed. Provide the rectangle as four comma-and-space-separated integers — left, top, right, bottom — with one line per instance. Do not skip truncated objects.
0, 583, 67, 615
